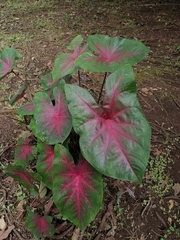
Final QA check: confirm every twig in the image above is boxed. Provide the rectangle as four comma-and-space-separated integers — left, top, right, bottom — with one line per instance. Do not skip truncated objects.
52, 226, 74, 239
138, 93, 153, 109
151, 229, 164, 238
164, 196, 180, 201
141, 199, 151, 218
155, 212, 167, 228
94, 233, 102, 240
171, 94, 180, 108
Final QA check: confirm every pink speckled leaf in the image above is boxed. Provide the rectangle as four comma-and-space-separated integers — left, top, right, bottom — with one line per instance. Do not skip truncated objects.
65, 65, 151, 183
26, 209, 54, 239
17, 102, 34, 115
52, 35, 87, 81
34, 81, 72, 144
14, 138, 36, 167
0, 48, 21, 78
4, 165, 38, 195
52, 144, 103, 229
75, 35, 149, 72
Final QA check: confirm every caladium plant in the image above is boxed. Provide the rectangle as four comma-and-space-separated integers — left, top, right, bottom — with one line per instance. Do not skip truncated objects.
0, 47, 21, 79
1, 34, 151, 238
26, 208, 55, 239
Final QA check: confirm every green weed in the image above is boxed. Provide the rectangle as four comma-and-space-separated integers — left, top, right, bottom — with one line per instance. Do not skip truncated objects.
147, 145, 174, 198
160, 225, 180, 240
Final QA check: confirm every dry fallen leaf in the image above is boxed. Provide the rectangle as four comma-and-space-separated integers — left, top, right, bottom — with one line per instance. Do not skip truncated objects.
16, 200, 25, 213
0, 216, 6, 231
71, 228, 80, 240
140, 233, 146, 240
168, 217, 172, 225
172, 183, 180, 196
0, 225, 14, 240
44, 200, 54, 215
160, 179, 168, 188
141, 87, 149, 95
152, 148, 162, 156
168, 200, 174, 211
18, 130, 31, 139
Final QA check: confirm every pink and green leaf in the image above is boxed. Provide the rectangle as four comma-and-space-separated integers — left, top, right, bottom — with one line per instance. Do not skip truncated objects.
52, 35, 87, 81
29, 117, 38, 137
67, 35, 83, 50
26, 209, 55, 239
65, 65, 151, 183
4, 165, 38, 195
9, 80, 29, 105
36, 140, 55, 189
41, 72, 53, 91
75, 35, 150, 72
34, 81, 72, 144
17, 102, 34, 115
0, 48, 21, 79
14, 138, 36, 167
52, 144, 103, 229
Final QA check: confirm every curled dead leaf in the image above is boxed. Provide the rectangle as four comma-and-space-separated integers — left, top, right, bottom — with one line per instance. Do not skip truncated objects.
16, 200, 25, 213
72, 228, 80, 240
168, 200, 174, 211
168, 217, 172, 225
172, 183, 180, 196
0, 216, 6, 231
0, 225, 14, 240
141, 87, 149, 95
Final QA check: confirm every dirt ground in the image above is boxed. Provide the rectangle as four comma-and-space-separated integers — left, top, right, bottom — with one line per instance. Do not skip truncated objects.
0, 0, 180, 239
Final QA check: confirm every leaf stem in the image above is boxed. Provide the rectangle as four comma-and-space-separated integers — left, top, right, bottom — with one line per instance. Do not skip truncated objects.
78, 70, 81, 86
12, 70, 28, 86
12, 70, 35, 97
97, 72, 107, 104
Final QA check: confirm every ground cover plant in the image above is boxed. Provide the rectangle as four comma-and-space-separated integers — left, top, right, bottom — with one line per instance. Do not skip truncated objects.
1, 34, 151, 238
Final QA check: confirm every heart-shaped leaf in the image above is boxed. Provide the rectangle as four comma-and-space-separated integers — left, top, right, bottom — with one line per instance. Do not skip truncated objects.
4, 165, 38, 195
36, 140, 54, 189
52, 35, 87, 81
26, 209, 55, 239
34, 81, 72, 144
65, 65, 151, 183
75, 35, 149, 72
14, 138, 36, 167
52, 144, 103, 229
0, 48, 21, 79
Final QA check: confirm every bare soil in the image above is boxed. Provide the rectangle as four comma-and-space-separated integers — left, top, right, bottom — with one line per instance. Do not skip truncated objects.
0, 0, 180, 239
